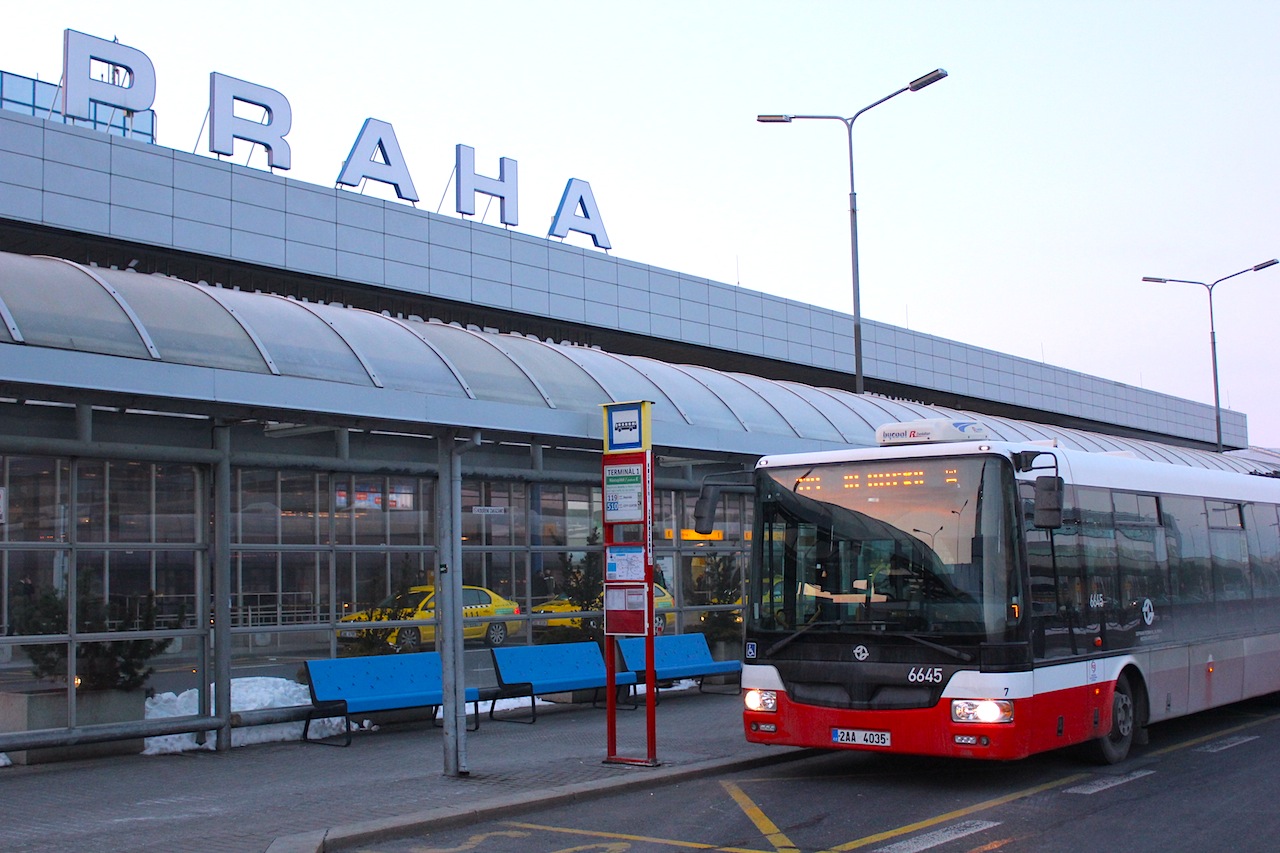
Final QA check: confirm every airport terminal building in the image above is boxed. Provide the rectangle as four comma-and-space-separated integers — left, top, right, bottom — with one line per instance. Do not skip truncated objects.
0, 31, 1270, 754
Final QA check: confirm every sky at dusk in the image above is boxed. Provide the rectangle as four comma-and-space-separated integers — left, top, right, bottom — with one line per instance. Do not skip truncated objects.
5, 1, 1279, 444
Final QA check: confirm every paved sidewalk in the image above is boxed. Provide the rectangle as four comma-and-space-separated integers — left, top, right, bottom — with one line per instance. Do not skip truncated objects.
0, 689, 809, 853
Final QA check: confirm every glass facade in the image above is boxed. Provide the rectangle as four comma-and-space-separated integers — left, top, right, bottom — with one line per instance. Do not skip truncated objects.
1, 456, 202, 740
0, 453, 750, 732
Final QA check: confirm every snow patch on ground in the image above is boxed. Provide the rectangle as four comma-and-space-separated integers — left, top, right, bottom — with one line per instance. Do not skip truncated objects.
142, 676, 347, 754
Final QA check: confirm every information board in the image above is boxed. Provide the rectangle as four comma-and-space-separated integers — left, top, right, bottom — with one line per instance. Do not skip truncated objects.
603, 463, 645, 523
606, 545, 646, 582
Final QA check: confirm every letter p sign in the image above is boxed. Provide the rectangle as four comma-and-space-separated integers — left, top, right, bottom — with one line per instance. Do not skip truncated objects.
62, 29, 156, 120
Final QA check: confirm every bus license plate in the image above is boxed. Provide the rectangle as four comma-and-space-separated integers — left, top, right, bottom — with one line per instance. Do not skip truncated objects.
832, 728, 891, 747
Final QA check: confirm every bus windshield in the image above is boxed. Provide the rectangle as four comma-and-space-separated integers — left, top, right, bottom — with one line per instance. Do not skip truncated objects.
751, 454, 1021, 641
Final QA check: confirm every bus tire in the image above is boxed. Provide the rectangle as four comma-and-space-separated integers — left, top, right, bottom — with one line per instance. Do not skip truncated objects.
1086, 672, 1136, 764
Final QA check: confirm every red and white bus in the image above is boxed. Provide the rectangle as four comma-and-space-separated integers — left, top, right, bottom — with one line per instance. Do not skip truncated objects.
741, 419, 1280, 762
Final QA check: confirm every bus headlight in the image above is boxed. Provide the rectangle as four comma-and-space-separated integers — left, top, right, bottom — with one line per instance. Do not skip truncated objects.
744, 689, 777, 712
951, 699, 1014, 724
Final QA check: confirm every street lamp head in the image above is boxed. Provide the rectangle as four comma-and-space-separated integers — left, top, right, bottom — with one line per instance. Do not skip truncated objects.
1253, 259, 1279, 272
908, 69, 948, 91
756, 114, 793, 123
1141, 277, 1168, 283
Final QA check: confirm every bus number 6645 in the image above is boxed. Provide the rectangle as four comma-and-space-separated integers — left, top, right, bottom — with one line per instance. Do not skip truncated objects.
907, 666, 944, 684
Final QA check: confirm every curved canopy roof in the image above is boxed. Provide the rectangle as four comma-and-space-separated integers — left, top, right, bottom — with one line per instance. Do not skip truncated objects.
0, 252, 1268, 474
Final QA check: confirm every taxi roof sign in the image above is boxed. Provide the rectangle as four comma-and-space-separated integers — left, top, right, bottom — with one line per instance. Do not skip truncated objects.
876, 419, 991, 446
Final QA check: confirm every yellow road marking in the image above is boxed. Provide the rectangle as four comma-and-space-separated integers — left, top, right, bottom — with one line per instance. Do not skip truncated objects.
824, 773, 1089, 852
505, 821, 769, 853
965, 838, 1020, 852
500, 707, 1280, 853
721, 780, 800, 853
402, 830, 531, 852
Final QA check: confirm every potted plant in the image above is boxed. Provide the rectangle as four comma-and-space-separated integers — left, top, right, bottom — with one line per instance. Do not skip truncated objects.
13, 586, 173, 691
1, 583, 176, 763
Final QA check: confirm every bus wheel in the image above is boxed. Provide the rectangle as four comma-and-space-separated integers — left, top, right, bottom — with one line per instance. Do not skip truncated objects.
1087, 673, 1135, 764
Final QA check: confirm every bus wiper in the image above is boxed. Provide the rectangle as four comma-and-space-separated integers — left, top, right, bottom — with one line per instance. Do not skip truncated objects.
764, 620, 841, 657
900, 632, 973, 663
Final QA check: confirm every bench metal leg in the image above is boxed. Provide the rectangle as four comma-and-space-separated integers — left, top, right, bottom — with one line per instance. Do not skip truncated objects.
490, 690, 536, 724
431, 701, 482, 731
591, 683, 638, 710
303, 704, 352, 747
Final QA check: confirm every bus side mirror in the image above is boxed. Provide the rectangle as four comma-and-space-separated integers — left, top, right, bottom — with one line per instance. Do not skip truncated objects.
1033, 476, 1064, 529
693, 485, 722, 535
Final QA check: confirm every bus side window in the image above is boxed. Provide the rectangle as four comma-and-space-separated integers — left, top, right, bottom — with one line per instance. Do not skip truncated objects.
1115, 491, 1168, 617
1163, 495, 1211, 605
1245, 503, 1280, 633
1208, 500, 1250, 601
1246, 503, 1280, 599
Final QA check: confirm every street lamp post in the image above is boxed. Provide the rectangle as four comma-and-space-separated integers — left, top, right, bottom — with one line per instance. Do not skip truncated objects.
758, 68, 947, 395
1142, 258, 1279, 452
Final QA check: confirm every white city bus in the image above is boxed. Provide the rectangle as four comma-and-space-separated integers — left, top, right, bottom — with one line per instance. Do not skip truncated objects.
741, 419, 1280, 762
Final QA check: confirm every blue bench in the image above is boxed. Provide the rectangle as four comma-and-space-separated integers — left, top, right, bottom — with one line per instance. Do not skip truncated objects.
303, 651, 482, 745
617, 633, 742, 698
490, 641, 637, 723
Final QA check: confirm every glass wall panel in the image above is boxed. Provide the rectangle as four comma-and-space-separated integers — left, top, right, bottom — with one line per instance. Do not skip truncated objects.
152, 550, 200, 627
462, 480, 526, 546
336, 552, 391, 614
533, 486, 565, 550
4, 550, 69, 636
462, 550, 525, 604
77, 551, 150, 628
155, 464, 198, 543
531, 484, 601, 550
280, 552, 326, 625
566, 485, 601, 547
280, 472, 325, 545
347, 477, 388, 546
655, 490, 677, 544
4, 456, 69, 543
236, 470, 279, 545
76, 461, 106, 543
108, 461, 153, 543
387, 476, 427, 546
232, 551, 280, 628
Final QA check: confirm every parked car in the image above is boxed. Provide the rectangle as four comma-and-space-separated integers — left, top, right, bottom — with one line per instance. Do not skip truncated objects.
338, 585, 521, 651
531, 583, 674, 635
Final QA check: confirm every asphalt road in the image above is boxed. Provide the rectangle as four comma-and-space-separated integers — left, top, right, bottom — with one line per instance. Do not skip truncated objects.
360, 693, 1280, 853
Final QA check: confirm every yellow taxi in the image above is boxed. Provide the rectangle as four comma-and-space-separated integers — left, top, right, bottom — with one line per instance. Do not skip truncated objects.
338, 585, 522, 651
531, 583, 675, 635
